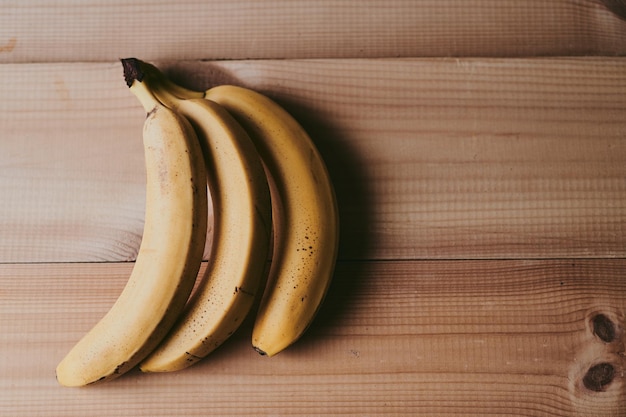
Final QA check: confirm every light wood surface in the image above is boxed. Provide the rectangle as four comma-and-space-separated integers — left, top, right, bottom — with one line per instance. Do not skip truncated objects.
1, 0, 626, 62
1, 1, 625, 416
2, 260, 625, 416
1, 58, 626, 263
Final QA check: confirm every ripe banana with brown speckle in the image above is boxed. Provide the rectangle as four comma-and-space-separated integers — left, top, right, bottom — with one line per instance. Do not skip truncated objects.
137, 64, 272, 372
55, 58, 207, 386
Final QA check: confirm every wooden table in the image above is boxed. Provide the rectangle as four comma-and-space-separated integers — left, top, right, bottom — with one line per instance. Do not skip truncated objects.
1, 1, 625, 416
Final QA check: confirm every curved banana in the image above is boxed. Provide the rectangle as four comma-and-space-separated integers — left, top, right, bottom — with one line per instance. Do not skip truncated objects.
138, 73, 272, 372
55, 59, 207, 386
135, 62, 339, 356
205, 86, 339, 357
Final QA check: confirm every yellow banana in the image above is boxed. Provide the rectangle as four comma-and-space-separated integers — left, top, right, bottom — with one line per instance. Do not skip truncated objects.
137, 69, 272, 372
55, 59, 207, 386
134, 62, 339, 356
206, 86, 339, 357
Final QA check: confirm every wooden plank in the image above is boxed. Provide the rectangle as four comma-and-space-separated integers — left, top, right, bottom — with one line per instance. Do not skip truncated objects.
1, 0, 626, 63
242, 57, 626, 261
1, 58, 625, 262
0, 58, 626, 262
1, 260, 624, 416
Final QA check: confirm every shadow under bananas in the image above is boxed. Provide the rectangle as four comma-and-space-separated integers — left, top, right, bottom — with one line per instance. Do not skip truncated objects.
599, 0, 626, 21
160, 61, 376, 357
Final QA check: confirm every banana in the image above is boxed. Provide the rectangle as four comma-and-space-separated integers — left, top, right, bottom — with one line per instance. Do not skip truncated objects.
137, 68, 272, 372
55, 59, 207, 386
205, 86, 340, 357
136, 62, 339, 357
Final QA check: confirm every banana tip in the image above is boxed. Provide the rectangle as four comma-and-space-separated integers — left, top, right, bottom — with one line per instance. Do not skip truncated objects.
253, 346, 268, 356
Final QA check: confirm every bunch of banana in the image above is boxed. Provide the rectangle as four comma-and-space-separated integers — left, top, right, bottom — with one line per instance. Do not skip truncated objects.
56, 58, 339, 385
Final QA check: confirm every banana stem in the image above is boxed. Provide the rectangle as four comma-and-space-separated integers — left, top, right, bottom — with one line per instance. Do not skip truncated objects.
160, 77, 204, 100
135, 59, 205, 101
147, 77, 179, 110
121, 58, 160, 113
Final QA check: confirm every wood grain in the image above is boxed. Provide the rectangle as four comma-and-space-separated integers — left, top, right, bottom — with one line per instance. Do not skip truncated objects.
1, 0, 626, 63
1, 58, 624, 262
1, 260, 624, 416
2, 3, 626, 413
